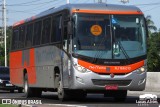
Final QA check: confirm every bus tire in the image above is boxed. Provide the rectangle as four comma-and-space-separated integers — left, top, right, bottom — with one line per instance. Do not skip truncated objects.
114, 90, 127, 102
10, 90, 14, 93
78, 91, 87, 99
18, 89, 23, 93
57, 76, 70, 101
72, 90, 87, 100
24, 74, 32, 98
33, 89, 42, 97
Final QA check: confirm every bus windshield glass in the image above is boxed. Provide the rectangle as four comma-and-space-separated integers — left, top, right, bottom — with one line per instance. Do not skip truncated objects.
73, 13, 146, 59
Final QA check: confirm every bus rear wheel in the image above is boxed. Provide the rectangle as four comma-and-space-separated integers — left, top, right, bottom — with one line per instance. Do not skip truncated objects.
18, 89, 23, 93
32, 89, 42, 97
24, 74, 32, 98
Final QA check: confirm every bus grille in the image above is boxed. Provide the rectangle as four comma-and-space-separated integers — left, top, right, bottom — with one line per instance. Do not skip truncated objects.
92, 79, 131, 86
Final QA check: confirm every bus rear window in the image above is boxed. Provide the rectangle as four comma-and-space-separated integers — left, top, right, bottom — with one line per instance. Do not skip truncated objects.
12, 29, 19, 50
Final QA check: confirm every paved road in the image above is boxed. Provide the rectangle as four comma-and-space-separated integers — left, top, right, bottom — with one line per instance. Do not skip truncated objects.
0, 90, 159, 107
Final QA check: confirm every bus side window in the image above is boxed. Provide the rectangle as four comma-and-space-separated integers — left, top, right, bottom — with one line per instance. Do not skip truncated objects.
42, 17, 51, 44
19, 26, 25, 48
51, 17, 56, 42
12, 29, 19, 50
63, 16, 68, 41
33, 21, 42, 46
25, 24, 33, 47
51, 15, 62, 43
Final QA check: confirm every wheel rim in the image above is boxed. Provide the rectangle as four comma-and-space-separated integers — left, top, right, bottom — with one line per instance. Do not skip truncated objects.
24, 78, 28, 94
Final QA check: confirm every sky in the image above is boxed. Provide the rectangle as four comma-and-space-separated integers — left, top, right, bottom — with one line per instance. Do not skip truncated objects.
3, 0, 160, 30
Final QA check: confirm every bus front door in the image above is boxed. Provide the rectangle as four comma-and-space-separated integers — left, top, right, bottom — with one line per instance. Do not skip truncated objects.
61, 22, 70, 88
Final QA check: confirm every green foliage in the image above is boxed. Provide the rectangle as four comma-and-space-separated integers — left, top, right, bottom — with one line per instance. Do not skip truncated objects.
147, 32, 160, 71
0, 26, 12, 66
7, 26, 12, 49
0, 104, 18, 107
145, 15, 157, 37
0, 45, 5, 66
145, 15, 160, 72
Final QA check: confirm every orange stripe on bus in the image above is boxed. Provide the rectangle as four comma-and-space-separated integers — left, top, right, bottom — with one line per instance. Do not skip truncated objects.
13, 20, 25, 27
28, 48, 36, 84
78, 60, 144, 74
72, 9, 143, 15
10, 49, 37, 85
10, 51, 23, 84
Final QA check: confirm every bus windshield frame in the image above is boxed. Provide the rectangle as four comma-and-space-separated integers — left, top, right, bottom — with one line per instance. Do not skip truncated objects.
72, 13, 147, 60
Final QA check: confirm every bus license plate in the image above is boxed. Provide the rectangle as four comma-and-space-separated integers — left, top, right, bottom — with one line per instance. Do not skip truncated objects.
105, 85, 118, 90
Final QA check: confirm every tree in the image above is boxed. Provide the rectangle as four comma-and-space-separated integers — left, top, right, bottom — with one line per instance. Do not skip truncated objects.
0, 26, 12, 66
0, 45, 5, 66
147, 32, 160, 71
145, 15, 157, 37
146, 15, 160, 71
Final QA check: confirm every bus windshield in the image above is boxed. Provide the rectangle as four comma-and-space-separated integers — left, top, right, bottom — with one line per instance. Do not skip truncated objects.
73, 13, 146, 60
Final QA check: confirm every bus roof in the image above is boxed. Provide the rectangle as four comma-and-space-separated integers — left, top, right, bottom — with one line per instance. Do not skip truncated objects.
13, 3, 142, 27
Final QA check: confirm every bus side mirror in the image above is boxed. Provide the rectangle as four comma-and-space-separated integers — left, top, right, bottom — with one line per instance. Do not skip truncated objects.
68, 21, 73, 35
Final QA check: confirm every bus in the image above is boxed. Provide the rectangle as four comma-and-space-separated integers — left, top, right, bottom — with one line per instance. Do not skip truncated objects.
10, 3, 147, 101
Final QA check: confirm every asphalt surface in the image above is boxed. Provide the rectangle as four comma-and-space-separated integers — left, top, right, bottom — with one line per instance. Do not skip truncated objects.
0, 90, 159, 107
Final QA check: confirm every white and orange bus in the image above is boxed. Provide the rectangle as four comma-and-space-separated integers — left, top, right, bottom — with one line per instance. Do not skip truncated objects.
10, 3, 147, 101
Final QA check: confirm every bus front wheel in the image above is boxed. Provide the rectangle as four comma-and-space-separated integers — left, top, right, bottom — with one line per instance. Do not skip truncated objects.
114, 90, 127, 102
57, 77, 70, 101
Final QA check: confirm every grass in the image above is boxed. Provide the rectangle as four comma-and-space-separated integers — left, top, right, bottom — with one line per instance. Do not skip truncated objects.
0, 105, 18, 107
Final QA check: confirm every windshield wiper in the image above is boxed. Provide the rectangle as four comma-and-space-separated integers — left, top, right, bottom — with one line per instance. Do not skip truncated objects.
116, 40, 130, 62
92, 25, 108, 63
92, 38, 106, 63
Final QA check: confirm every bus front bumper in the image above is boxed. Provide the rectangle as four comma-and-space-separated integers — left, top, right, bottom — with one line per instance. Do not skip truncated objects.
69, 68, 146, 91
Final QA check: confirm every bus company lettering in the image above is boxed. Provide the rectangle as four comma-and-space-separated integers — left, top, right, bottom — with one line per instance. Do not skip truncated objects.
114, 66, 131, 70
89, 66, 106, 70
88, 65, 131, 71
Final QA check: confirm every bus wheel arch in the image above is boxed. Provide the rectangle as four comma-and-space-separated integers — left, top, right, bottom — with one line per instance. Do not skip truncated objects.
23, 69, 27, 80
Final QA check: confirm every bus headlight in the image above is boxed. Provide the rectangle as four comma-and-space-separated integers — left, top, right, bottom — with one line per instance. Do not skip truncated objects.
73, 63, 88, 73
136, 66, 146, 74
